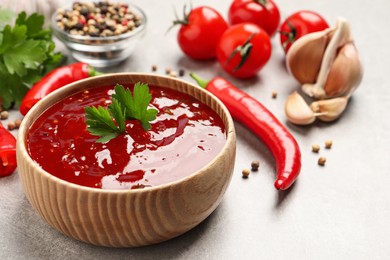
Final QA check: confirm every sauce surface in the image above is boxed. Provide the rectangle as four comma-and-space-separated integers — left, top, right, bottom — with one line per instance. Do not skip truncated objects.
27, 85, 226, 190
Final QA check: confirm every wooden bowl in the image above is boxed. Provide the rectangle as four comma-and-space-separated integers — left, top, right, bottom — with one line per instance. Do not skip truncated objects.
16, 73, 236, 247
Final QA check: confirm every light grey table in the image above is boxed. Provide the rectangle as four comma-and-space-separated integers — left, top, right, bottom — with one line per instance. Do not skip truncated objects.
1, 0, 389, 259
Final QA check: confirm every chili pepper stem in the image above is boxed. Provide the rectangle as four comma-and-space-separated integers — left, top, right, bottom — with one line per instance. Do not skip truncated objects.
88, 66, 104, 77
189, 73, 209, 89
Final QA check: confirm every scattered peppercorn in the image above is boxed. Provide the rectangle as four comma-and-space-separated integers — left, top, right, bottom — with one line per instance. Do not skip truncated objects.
179, 69, 185, 77
272, 91, 278, 99
325, 140, 333, 149
165, 67, 172, 74
312, 144, 320, 153
55, 1, 142, 37
242, 169, 250, 178
7, 121, 15, 131
318, 156, 326, 166
251, 160, 260, 171
151, 65, 157, 71
14, 119, 23, 128
169, 71, 177, 78
0, 111, 9, 120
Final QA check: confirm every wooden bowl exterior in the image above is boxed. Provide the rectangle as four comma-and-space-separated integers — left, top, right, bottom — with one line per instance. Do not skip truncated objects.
17, 73, 236, 247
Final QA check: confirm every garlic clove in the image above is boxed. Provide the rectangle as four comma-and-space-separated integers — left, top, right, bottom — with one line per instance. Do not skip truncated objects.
309, 96, 349, 122
324, 42, 363, 98
285, 91, 316, 125
286, 29, 333, 84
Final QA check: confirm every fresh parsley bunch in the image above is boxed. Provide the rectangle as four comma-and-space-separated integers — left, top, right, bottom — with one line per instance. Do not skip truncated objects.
85, 83, 158, 143
0, 9, 63, 108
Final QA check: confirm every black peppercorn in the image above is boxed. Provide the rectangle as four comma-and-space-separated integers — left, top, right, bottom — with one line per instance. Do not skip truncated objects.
73, 23, 84, 30
80, 8, 89, 17
100, 6, 108, 14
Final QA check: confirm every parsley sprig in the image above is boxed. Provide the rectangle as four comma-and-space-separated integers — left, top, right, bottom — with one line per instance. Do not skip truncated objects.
85, 83, 158, 143
0, 10, 63, 108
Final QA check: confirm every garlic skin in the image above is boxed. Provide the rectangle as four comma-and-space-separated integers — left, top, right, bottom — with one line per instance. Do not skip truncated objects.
310, 97, 349, 122
285, 91, 316, 125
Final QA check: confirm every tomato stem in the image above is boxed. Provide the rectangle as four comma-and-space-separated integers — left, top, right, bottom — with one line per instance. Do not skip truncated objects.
255, 0, 269, 11
279, 19, 297, 51
226, 33, 256, 72
167, 4, 191, 33
190, 73, 209, 89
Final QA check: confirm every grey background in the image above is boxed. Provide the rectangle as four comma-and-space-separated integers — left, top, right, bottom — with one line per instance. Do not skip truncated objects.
1, 0, 389, 259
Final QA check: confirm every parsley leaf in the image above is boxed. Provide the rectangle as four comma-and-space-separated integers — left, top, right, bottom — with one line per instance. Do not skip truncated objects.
85, 83, 158, 143
16, 12, 50, 40
3, 35, 47, 75
0, 62, 29, 108
85, 106, 122, 143
113, 82, 158, 130
0, 10, 63, 108
108, 98, 126, 133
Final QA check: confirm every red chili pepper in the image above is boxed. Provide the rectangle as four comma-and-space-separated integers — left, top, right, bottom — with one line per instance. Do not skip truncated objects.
20, 62, 101, 116
191, 73, 301, 190
0, 122, 17, 177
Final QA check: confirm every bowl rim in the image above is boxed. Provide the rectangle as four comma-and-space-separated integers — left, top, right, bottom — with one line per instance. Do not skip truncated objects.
17, 73, 236, 195
51, 2, 147, 42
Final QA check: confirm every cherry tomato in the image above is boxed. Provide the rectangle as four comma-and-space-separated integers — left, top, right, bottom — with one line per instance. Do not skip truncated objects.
280, 10, 329, 53
217, 23, 271, 79
228, 0, 281, 37
174, 6, 228, 60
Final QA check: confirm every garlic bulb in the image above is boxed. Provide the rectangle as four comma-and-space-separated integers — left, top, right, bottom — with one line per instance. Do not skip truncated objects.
285, 18, 363, 125
287, 18, 362, 99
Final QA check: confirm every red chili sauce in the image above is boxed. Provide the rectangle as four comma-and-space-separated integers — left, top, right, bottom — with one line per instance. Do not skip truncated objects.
27, 85, 226, 190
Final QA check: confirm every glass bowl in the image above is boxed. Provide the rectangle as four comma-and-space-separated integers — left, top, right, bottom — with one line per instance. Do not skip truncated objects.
51, 2, 147, 67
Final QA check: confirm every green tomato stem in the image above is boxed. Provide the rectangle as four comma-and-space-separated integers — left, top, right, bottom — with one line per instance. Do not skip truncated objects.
255, 0, 269, 10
